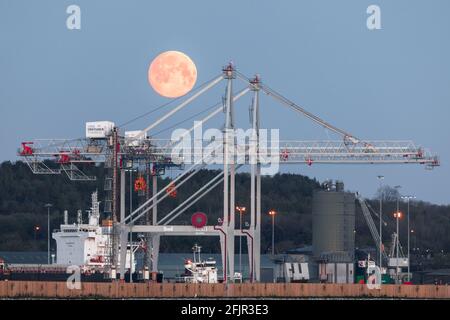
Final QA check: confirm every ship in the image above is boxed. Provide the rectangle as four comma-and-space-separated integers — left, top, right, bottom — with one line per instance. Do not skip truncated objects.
176, 244, 219, 283
0, 191, 138, 282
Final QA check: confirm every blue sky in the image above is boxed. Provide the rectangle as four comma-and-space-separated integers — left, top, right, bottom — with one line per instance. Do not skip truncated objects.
1, 0, 449, 204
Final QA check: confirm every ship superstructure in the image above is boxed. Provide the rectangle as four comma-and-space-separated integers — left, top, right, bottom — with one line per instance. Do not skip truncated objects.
178, 245, 218, 284
52, 191, 136, 273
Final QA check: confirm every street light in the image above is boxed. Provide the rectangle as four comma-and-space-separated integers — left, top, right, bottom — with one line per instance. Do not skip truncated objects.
44, 203, 53, 264
377, 175, 384, 269
236, 206, 246, 276
394, 210, 403, 283
401, 195, 416, 281
34, 225, 40, 240
268, 210, 277, 256
394, 185, 401, 283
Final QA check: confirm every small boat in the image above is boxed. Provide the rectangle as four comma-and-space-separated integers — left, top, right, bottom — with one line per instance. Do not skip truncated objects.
176, 244, 218, 283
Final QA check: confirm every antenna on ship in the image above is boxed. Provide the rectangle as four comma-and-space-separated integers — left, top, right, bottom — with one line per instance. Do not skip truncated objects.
192, 244, 202, 264
77, 209, 83, 225
63, 210, 68, 225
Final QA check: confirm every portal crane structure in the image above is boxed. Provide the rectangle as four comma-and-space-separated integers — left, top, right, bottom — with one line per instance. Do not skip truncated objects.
18, 64, 439, 282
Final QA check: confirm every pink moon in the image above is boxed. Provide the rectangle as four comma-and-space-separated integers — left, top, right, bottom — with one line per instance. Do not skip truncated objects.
148, 51, 197, 98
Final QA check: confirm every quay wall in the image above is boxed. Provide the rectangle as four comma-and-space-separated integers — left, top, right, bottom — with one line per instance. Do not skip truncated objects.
0, 281, 449, 299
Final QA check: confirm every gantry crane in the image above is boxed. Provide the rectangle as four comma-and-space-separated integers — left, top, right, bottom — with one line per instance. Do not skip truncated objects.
18, 64, 439, 282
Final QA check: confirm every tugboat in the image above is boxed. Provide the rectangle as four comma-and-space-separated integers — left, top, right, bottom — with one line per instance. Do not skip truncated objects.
176, 244, 218, 283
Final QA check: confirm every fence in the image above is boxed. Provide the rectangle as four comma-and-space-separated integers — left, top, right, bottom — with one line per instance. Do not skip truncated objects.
0, 281, 449, 299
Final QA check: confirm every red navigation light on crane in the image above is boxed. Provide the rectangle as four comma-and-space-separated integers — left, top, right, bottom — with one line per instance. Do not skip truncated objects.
166, 182, 177, 198
57, 152, 71, 164
280, 149, 289, 161
20, 142, 34, 156
134, 176, 147, 192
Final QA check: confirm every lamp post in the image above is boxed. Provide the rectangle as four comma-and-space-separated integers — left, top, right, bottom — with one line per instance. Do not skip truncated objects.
394, 185, 401, 283
236, 206, 246, 276
377, 175, 384, 269
44, 203, 52, 264
394, 210, 403, 283
401, 195, 416, 282
268, 210, 277, 256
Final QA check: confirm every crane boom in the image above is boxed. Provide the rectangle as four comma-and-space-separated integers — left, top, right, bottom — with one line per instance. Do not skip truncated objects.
356, 194, 389, 262
18, 137, 439, 181
17, 68, 439, 181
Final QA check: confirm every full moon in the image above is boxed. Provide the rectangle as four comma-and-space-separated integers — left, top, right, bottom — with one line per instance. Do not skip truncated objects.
148, 51, 197, 98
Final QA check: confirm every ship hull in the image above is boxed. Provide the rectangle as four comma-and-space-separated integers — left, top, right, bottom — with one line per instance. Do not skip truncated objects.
0, 272, 110, 282
0, 272, 148, 282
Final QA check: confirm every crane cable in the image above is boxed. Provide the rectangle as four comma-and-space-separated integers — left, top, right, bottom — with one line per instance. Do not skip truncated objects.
151, 101, 221, 137
117, 74, 223, 129
235, 70, 360, 145
151, 87, 250, 137
29, 74, 224, 152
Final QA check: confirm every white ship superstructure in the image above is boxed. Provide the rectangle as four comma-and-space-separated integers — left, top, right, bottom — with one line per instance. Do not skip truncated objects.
52, 191, 135, 272
180, 244, 218, 283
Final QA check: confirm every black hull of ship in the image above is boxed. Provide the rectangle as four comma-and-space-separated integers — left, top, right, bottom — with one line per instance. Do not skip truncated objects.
0, 272, 145, 282
0, 272, 110, 282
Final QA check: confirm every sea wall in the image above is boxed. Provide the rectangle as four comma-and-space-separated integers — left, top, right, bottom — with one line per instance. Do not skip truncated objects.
0, 281, 449, 299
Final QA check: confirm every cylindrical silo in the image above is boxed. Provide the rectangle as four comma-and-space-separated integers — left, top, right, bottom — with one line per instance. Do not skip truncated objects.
312, 182, 355, 260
